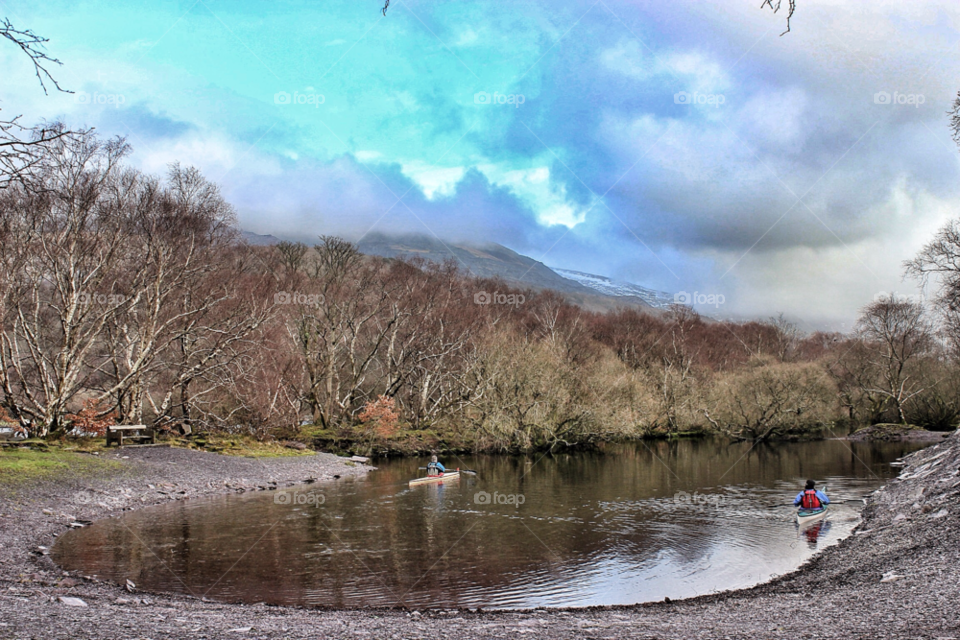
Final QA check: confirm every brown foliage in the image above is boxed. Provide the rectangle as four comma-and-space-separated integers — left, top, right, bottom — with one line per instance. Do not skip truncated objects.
66, 399, 118, 437
358, 395, 400, 438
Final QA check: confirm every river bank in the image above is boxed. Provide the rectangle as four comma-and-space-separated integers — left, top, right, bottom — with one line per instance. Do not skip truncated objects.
300, 424, 951, 457
0, 434, 958, 639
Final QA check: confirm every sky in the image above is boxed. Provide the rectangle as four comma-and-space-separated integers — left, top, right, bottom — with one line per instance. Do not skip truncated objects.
2, 0, 960, 330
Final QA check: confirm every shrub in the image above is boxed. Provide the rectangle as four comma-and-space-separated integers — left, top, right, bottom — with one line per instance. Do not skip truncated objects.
358, 396, 400, 438
66, 399, 118, 437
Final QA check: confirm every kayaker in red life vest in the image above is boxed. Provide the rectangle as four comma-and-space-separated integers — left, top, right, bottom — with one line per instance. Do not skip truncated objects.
794, 479, 830, 509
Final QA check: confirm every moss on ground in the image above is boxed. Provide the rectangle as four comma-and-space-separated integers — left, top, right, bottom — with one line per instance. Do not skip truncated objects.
0, 432, 310, 489
0, 447, 122, 486
174, 434, 317, 458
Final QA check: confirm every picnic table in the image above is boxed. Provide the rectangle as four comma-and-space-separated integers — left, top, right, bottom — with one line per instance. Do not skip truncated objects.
106, 425, 155, 447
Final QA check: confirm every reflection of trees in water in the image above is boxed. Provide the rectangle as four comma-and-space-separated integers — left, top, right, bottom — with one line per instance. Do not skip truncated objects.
53, 439, 924, 607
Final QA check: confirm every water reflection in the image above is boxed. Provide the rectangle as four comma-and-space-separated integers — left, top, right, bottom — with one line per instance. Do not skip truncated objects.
800, 519, 832, 549
52, 439, 923, 609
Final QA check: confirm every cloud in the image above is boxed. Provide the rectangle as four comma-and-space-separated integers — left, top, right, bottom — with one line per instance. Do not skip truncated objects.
6, 0, 960, 328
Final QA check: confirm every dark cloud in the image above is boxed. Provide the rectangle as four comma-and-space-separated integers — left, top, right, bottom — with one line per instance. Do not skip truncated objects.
106, 103, 194, 140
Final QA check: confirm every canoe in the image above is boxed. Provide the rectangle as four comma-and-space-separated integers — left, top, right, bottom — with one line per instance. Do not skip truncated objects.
797, 506, 828, 525
409, 471, 461, 486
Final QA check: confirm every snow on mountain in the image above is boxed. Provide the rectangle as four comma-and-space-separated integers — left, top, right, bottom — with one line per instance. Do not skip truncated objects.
551, 268, 676, 309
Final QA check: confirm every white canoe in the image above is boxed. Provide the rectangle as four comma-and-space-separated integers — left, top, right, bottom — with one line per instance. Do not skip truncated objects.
797, 506, 828, 525
409, 471, 461, 486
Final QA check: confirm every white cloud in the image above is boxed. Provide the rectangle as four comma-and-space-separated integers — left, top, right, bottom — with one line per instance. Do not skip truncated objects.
400, 162, 466, 199
479, 164, 587, 228
355, 150, 383, 161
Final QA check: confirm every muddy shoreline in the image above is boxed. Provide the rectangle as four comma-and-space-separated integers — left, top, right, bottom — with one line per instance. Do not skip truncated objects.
1, 436, 958, 639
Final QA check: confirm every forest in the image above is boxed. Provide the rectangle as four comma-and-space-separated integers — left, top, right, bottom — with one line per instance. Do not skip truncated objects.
1, 130, 959, 453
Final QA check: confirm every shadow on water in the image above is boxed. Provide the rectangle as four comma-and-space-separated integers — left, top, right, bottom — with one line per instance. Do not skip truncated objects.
51, 438, 925, 609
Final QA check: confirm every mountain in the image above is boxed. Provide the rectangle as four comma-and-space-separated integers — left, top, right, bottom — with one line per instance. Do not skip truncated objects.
242, 231, 281, 246
241, 229, 673, 312
550, 268, 676, 309
356, 233, 597, 296
356, 233, 672, 312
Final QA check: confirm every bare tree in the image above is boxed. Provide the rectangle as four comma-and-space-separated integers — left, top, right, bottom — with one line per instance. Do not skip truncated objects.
855, 299, 932, 424
825, 339, 889, 425
1, 18, 75, 190
704, 362, 835, 441
0, 131, 267, 435
283, 237, 405, 429
0, 120, 79, 190
906, 219, 960, 311
0, 131, 132, 435
1, 18, 67, 93
760, 0, 797, 36
647, 306, 702, 432
95, 164, 260, 427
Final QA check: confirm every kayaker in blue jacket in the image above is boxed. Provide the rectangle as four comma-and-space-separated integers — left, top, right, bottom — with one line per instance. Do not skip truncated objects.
794, 480, 829, 509
426, 455, 446, 477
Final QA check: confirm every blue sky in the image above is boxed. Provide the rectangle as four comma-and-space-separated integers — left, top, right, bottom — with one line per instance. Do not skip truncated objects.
3, 0, 960, 328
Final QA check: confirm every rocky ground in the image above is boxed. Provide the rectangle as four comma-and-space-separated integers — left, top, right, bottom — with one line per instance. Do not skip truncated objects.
1, 436, 958, 640
846, 424, 954, 442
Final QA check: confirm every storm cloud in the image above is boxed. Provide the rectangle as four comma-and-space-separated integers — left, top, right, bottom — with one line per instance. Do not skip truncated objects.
3, 0, 958, 327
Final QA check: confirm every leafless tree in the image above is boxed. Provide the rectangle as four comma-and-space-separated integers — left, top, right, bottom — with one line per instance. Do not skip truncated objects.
704, 362, 835, 441
1, 18, 76, 190
0, 120, 80, 190
855, 299, 932, 424
825, 340, 889, 425
95, 164, 264, 428
1, 18, 67, 94
906, 219, 960, 310
0, 131, 132, 435
282, 237, 405, 429
0, 130, 273, 435
760, 0, 797, 36
770, 313, 801, 362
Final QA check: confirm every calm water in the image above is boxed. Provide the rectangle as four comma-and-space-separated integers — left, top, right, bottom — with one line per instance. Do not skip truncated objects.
52, 439, 923, 609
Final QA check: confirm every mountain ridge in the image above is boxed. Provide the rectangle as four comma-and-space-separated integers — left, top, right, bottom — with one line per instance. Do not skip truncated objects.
241, 230, 673, 312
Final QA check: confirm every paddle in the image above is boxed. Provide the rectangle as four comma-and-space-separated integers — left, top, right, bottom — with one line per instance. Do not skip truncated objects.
752, 484, 870, 509
417, 466, 478, 475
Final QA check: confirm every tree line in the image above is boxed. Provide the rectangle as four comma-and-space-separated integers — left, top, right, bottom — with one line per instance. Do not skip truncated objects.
1, 130, 959, 450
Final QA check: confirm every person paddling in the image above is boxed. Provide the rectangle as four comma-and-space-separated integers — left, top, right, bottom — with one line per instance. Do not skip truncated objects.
794, 480, 830, 510
426, 455, 446, 477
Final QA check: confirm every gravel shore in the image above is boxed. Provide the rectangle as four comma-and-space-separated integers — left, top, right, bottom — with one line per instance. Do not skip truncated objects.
1, 436, 958, 640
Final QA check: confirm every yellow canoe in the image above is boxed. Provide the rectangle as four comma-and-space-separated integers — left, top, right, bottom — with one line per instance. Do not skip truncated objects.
409, 471, 461, 486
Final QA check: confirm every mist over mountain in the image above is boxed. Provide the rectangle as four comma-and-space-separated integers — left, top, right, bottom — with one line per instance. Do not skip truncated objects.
243, 231, 673, 312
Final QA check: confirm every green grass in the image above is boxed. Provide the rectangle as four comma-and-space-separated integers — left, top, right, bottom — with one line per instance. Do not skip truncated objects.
175, 434, 317, 458
0, 447, 122, 485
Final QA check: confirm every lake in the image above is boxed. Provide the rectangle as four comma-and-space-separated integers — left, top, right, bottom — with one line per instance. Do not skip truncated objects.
51, 438, 922, 609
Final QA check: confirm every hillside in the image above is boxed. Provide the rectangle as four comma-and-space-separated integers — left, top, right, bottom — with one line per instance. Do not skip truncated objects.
241, 230, 673, 312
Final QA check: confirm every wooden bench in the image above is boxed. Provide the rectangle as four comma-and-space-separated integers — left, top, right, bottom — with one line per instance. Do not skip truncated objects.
106, 425, 155, 447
